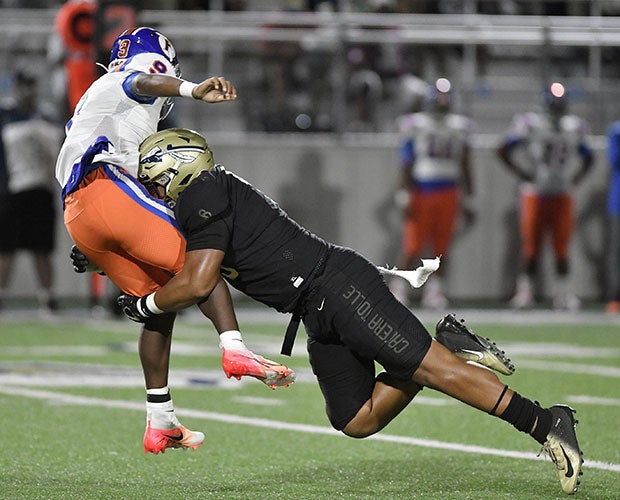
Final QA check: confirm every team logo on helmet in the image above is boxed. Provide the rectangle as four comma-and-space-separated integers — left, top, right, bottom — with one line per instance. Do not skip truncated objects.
140, 144, 205, 166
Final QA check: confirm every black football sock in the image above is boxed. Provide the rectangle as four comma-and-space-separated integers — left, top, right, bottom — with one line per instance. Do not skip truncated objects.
497, 391, 552, 445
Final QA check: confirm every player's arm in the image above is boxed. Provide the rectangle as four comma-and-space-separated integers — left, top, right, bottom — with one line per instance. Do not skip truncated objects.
395, 138, 414, 209
460, 143, 474, 197
571, 143, 595, 186
496, 137, 533, 182
459, 143, 476, 223
117, 248, 231, 323
153, 248, 225, 310
132, 74, 237, 103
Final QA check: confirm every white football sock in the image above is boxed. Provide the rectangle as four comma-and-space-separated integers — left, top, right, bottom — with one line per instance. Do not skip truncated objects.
219, 330, 249, 350
146, 387, 180, 429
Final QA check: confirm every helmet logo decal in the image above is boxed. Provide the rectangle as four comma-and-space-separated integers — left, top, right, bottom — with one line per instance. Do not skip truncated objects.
140, 144, 205, 166
158, 35, 176, 63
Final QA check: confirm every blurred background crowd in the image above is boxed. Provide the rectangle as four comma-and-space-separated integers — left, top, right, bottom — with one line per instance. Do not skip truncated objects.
1, 0, 620, 315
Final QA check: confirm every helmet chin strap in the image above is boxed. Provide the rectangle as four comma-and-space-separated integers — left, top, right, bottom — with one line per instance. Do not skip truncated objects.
96, 62, 110, 73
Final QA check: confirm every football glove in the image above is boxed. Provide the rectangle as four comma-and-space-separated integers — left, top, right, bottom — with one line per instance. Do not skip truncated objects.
117, 294, 156, 323
70, 245, 104, 274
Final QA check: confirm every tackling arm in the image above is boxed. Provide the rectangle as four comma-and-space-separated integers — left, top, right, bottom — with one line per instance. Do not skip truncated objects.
117, 248, 228, 322
153, 248, 225, 311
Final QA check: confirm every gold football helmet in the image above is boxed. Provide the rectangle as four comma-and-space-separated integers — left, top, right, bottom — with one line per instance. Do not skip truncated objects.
138, 128, 215, 205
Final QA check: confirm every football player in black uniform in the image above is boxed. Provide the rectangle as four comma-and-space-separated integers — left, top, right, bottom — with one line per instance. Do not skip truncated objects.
117, 128, 583, 495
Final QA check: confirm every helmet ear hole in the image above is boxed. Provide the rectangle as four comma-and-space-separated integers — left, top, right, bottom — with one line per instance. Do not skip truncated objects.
178, 173, 193, 188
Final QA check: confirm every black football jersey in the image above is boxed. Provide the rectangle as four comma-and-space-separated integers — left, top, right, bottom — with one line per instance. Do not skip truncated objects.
174, 166, 328, 313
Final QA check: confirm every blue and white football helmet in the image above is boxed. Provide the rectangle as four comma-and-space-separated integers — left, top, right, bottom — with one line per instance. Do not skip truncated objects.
108, 27, 180, 78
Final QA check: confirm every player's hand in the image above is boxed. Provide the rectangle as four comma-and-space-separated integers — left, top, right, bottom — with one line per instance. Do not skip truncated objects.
117, 294, 155, 323
70, 245, 104, 274
193, 76, 237, 103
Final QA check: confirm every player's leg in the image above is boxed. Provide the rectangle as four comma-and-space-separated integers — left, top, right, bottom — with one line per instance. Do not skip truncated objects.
64, 171, 203, 453
20, 188, 58, 311
197, 278, 295, 389
342, 372, 421, 438
139, 313, 205, 454
32, 252, 58, 311
64, 167, 186, 287
607, 213, 620, 312
422, 188, 459, 310
0, 251, 14, 310
412, 340, 582, 494
511, 190, 540, 308
316, 246, 581, 493
306, 334, 421, 438
550, 194, 579, 310
391, 188, 425, 305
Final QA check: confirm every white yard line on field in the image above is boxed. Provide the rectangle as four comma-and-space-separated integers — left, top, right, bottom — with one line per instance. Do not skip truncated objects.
1, 386, 618, 474
567, 395, 620, 406
515, 360, 620, 378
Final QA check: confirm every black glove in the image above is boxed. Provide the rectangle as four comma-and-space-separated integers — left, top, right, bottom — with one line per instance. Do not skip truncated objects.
70, 245, 104, 274
117, 294, 156, 323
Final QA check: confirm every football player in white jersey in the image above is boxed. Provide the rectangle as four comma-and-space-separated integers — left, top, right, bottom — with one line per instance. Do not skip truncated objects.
391, 78, 475, 310
497, 82, 594, 311
57, 27, 294, 454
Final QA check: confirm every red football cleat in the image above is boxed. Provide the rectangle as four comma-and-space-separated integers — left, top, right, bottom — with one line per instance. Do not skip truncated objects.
143, 421, 205, 454
221, 348, 296, 389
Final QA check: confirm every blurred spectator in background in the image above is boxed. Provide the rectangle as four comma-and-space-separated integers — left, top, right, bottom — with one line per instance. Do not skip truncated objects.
605, 120, 620, 314
497, 82, 594, 311
390, 78, 475, 310
0, 71, 63, 313
250, 1, 335, 132
345, 0, 401, 132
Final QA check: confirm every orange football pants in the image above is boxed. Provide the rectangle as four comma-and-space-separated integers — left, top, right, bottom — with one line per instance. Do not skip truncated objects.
402, 186, 459, 259
63, 165, 186, 297
519, 191, 573, 262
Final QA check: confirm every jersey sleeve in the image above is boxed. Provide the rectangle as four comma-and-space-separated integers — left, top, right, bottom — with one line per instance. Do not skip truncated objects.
121, 72, 156, 105
175, 174, 232, 252
399, 138, 415, 166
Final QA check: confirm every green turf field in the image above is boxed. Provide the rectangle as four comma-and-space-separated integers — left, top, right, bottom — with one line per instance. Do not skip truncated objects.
0, 310, 618, 499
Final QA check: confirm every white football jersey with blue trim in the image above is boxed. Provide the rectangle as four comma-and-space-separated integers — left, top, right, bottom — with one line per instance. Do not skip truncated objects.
55, 69, 167, 189
398, 112, 473, 183
507, 111, 592, 194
